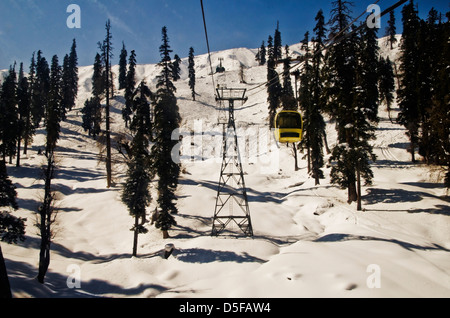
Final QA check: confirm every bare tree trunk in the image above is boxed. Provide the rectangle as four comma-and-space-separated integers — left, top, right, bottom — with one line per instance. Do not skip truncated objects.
105, 22, 113, 189
292, 143, 299, 171
323, 132, 331, 155
16, 137, 21, 168
132, 215, 139, 257
357, 167, 362, 211
24, 115, 31, 155
37, 154, 54, 284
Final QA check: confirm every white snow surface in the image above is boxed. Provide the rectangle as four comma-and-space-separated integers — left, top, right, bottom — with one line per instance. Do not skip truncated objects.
2, 37, 450, 298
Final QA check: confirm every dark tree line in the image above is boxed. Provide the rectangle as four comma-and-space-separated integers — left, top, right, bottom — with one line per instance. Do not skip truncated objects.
0, 40, 78, 288
397, 1, 450, 187
0, 40, 78, 167
261, 0, 404, 209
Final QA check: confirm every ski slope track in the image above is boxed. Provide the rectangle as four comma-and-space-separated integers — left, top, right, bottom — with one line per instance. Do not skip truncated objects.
2, 37, 450, 298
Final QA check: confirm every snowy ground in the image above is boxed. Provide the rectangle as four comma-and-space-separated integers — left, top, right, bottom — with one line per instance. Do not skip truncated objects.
2, 38, 450, 298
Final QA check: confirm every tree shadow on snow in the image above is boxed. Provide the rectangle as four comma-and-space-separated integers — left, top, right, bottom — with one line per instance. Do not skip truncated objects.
6, 257, 167, 298
315, 233, 450, 252
363, 187, 449, 216
364, 188, 427, 204
174, 248, 265, 264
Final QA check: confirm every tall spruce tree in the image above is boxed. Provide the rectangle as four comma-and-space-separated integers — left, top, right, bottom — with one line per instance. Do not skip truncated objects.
188, 47, 196, 101
82, 53, 103, 139
60, 39, 79, 119
259, 41, 266, 66
23, 53, 37, 155
37, 54, 63, 284
32, 51, 50, 128
281, 45, 297, 111
386, 11, 398, 49
266, 35, 282, 129
397, 0, 421, 163
352, 25, 380, 211
151, 27, 180, 239
69, 39, 78, 107
307, 9, 327, 185
281, 44, 300, 171
0, 65, 18, 164
81, 97, 102, 139
274, 21, 282, 61
16, 63, 31, 167
378, 56, 396, 123
172, 54, 181, 82
123, 50, 137, 128
122, 81, 153, 257
324, 0, 363, 204
417, 9, 442, 164
92, 53, 105, 99
99, 20, 114, 188
119, 42, 128, 90
430, 12, 450, 187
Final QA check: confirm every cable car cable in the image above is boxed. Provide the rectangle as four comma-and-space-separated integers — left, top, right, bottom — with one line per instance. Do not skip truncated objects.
200, 0, 216, 95
246, 0, 407, 99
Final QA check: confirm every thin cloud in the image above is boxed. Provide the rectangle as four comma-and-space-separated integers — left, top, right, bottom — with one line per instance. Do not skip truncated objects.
89, 0, 134, 35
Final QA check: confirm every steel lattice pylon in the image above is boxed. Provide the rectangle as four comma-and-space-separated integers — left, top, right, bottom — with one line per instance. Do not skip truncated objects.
211, 88, 253, 237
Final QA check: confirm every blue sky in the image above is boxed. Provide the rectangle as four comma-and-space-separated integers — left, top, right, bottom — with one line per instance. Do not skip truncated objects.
0, 0, 449, 70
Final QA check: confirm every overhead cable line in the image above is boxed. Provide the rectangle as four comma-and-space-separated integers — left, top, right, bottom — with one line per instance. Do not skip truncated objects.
246, 0, 408, 99
200, 0, 216, 95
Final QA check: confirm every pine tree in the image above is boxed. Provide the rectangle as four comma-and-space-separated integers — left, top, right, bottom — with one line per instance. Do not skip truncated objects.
81, 97, 102, 139
281, 45, 296, 111
16, 63, 31, 167
69, 39, 78, 108
417, 9, 443, 165
307, 9, 328, 185
397, 0, 421, 163
172, 54, 181, 82
60, 54, 72, 121
123, 50, 137, 127
45, 55, 63, 155
119, 42, 128, 90
0, 159, 25, 298
266, 35, 282, 129
23, 53, 37, 155
0, 65, 18, 164
386, 11, 397, 49
259, 41, 266, 66
188, 47, 196, 101
378, 56, 395, 123
151, 27, 179, 239
430, 12, 449, 188
92, 53, 105, 99
352, 25, 380, 211
122, 81, 153, 257
274, 21, 282, 61
280, 44, 300, 171
82, 52, 104, 139
32, 51, 50, 128
59, 40, 78, 122
37, 54, 63, 284
325, 0, 362, 204
99, 20, 114, 188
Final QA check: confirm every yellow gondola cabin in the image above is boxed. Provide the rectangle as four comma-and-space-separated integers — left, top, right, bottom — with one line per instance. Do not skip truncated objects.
274, 110, 304, 143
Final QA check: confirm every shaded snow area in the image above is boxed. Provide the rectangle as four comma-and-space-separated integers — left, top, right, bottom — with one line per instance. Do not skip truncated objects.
3, 37, 450, 298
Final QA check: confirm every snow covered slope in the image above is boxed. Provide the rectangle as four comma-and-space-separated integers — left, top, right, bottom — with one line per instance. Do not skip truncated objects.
3, 37, 450, 298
